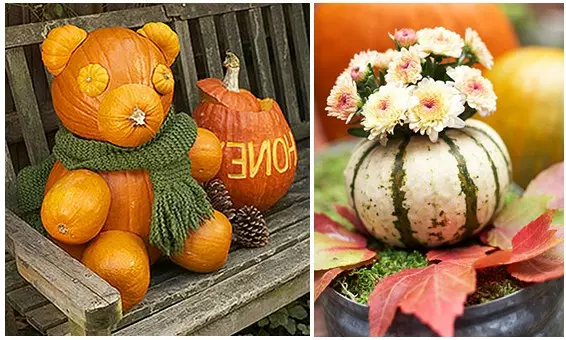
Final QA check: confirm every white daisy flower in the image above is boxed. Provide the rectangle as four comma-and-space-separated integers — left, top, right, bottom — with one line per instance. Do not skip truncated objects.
416, 27, 464, 58
447, 66, 497, 117
465, 28, 494, 69
348, 50, 380, 82
408, 78, 466, 142
326, 71, 362, 122
385, 45, 425, 85
361, 84, 412, 143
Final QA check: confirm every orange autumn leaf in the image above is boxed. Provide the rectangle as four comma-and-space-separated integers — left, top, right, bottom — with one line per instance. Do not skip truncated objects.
333, 204, 372, 237
427, 245, 494, 266
368, 262, 476, 337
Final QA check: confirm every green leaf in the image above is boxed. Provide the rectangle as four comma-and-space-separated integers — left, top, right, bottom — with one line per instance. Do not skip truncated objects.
257, 318, 269, 327
268, 309, 288, 328
282, 317, 296, 335
347, 127, 370, 138
297, 323, 310, 335
258, 329, 269, 336
287, 304, 308, 320
53, 4, 64, 18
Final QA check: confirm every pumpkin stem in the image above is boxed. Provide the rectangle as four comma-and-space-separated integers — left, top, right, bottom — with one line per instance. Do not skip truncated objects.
129, 106, 147, 126
222, 50, 240, 92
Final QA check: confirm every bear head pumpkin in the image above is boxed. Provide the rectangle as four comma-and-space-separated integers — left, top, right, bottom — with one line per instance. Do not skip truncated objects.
41, 23, 180, 147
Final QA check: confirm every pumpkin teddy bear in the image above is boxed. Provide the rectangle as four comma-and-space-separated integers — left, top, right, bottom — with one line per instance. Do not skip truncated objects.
18, 23, 232, 312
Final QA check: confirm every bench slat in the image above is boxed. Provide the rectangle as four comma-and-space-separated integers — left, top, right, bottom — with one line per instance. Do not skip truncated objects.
5, 6, 169, 48
245, 8, 275, 99
6, 260, 27, 292
287, 4, 310, 122
198, 16, 223, 79
266, 5, 300, 127
7, 285, 49, 314
26, 303, 67, 333
164, 3, 268, 20
173, 20, 200, 113
193, 271, 309, 335
218, 12, 250, 89
5, 145, 18, 211
115, 237, 309, 335
6, 47, 50, 165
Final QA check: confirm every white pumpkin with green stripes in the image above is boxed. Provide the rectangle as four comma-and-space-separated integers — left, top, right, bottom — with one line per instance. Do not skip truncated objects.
344, 119, 512, 248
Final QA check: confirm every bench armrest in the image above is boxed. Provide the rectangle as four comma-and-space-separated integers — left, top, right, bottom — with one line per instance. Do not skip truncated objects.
5, 209, 122, 335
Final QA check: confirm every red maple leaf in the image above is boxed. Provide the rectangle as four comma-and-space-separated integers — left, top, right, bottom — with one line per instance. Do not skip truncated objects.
427, 245, 494, 266
475, 211, 563, 269
333, 204, 372, 237
314, 259, 376, 301
368, 262, 476, 337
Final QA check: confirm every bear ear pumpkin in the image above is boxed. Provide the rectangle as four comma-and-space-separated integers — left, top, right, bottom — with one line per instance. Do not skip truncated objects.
41, 25, 87, 76
137, 22, 180, 66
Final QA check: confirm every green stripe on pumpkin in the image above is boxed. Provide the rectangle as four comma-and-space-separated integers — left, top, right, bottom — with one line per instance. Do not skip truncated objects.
441, 133, 479, 241
466, 126, 511, 175
389, 136, 420, 248
461, 130, 501, 213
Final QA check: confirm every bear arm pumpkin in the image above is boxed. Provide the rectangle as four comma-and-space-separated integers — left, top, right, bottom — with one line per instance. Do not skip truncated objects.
41, 25, 87, 76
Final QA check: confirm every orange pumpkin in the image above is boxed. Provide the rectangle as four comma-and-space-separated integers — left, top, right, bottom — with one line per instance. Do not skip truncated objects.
41, 169, 111, 245
193, 52, 298, 211
314, 3, 519, 141
171, 210, 232, 273
82, 230, 150, 312
188, 128, 223, 183
481, 47, 564, 187
41, 23, 180, 147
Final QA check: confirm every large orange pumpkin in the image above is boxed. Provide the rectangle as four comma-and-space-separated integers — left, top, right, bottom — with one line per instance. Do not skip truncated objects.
481, 47, 564, 187
193, 52, 297, 211
41, 23, 180, 147
314, 3, 519, 141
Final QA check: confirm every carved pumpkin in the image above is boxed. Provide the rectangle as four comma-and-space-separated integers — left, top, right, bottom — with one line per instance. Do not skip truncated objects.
41, 169, 111, 245
314, 3, 519, 141
480, 47, 564, 187
193, 52, 298, 211
41, 23, 180, 147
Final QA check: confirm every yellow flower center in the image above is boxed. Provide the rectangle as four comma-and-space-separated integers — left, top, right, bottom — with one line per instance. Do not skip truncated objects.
417, 94, 446, 121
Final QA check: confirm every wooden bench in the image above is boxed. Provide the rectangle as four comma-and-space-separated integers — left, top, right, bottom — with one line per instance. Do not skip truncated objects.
5, 4, 310, 335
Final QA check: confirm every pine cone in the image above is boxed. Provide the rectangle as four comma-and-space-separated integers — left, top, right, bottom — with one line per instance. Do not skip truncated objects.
202, 179, 236, 221
233, 205, 269, 248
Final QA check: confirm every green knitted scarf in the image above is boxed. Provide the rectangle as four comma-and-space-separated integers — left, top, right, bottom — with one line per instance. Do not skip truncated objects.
17, 110, 213, 256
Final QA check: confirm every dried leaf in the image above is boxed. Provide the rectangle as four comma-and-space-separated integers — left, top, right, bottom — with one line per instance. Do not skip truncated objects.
475, 211, 563, 269
368, 262, 476, 337
334, 204, 372, 237
314, 213, 376, 270
524, 162, 564, 209
314, 259, 375, 301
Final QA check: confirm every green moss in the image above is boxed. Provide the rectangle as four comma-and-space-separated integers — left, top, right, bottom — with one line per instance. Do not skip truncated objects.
333, 248, 429, 304
466, 266, 526, 306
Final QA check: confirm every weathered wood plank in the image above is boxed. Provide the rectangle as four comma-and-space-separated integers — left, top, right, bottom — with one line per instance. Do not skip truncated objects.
164, 3, 269, 20
46, 322, 70, 336
7, 285, 49, 315
193, 271, 309, 335
218, 12, 250, 89
6, 260, 27, 292
115, 211, 309, 330
5, 210, 122, 332
286, 4, 310, 122
5, 145, 18, 211
6, 47, 50, 165
291, 122, 310, 142
26, 304, 67, 333
5, 299, 18, 336
6, 106, 58, 145
172, 20, 200, 113
245, 7, 275, 98
5, 6, 169, 48
265, 5, 300, 127
115, 238, 309, 335
198, 16, 223, 79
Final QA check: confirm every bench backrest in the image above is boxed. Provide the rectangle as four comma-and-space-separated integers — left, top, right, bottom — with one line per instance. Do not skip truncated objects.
5, 3, 310, 210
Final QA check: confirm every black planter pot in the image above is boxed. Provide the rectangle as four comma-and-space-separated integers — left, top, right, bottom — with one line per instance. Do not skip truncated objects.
319, 277, 564, 336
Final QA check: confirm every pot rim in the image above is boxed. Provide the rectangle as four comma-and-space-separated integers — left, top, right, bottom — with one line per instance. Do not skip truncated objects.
327, 276, 563, 319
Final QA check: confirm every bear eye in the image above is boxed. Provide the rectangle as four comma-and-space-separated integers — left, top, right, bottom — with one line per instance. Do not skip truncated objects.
77, 63, 109, 97
152, 64, 174, 95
